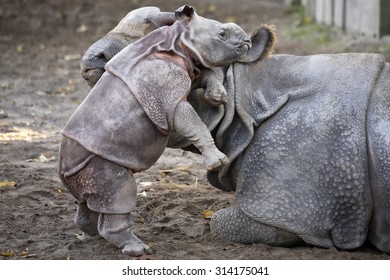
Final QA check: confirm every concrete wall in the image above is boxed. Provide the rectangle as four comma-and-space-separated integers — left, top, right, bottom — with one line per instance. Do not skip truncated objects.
300, 0, 390, 38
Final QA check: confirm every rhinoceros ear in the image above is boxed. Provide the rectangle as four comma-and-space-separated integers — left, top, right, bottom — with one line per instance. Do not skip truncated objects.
239, 24, 276, 63
175, 5, 195, 21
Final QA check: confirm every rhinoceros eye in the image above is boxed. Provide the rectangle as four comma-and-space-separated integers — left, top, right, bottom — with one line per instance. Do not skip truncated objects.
218, 29, 228, 41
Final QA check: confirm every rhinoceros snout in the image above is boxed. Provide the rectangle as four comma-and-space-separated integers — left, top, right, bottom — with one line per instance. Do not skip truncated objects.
241, 37, 252, 52
236, 37, 252, 56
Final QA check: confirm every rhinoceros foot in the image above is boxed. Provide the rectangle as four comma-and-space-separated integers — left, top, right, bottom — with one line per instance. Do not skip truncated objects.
121, 234, 153, 256
203, 147, 229, 171
210, 206, 301, 246
98, 213, 152, 256
203, 79, 227, 106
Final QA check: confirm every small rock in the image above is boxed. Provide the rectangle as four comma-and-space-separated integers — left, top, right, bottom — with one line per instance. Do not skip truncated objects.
0, 110, 7, 118
180, 224, 206, 238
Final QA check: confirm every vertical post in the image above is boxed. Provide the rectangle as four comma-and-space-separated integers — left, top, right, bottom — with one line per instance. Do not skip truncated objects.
315, 0, 325, 23
301, 0, 316, 20
345, 0, 361, 35
380, 0, 390, 37
299, 0, 389, 37
360, 0, 380, 38
333, 0, 345, 29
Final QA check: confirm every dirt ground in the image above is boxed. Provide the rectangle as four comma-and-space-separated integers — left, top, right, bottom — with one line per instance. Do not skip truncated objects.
1, 0, 390, 260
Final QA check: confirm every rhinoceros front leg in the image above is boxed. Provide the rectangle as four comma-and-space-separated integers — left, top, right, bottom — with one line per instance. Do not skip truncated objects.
173, 100, 229, 170
210, 206, 301, 246
198, 68, 227, 106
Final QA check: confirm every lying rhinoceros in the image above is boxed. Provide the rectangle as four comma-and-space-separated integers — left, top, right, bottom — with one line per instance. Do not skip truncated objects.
181, 51, 390, 254
59, 5, 268, 256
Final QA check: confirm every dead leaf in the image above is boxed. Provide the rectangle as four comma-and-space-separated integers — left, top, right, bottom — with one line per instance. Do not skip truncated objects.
27, 154, 55, 163
64, 54, 81, 61
160, 169, 173, 176
19, 250, 35, 258
137, 191, 147, 197
39, 154, 50, 162
208, 4, 217, 13
0, 181, 16, 188
139, 182, 152, 187
224, 16, 237, 22
35, 90, 47, 96
177, 166, 190, 172
76, 233, 86, 241
202, 209, 214, 219
0, 109, 7, 118
0, 250, 15, 257
16, 44, 23, 52
76, 24, 88, 33
57, 189, 64, 195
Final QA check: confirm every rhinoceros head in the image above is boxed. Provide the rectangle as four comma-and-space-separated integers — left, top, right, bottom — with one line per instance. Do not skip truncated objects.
176, 5, 276, 67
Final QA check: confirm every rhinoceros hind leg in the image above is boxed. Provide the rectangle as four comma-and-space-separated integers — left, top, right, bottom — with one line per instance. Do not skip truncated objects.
74, 202, 99, 236
210, 206, 301, 246
98, 213, 153, 256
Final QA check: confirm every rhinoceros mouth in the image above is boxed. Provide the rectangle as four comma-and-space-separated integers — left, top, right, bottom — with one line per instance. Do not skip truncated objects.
241, 41, 252, 52
234, 41, 252, 59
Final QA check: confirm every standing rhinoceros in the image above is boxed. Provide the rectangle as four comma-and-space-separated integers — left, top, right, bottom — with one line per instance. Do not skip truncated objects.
182, 51, 390, 253
59, 5, 269, 256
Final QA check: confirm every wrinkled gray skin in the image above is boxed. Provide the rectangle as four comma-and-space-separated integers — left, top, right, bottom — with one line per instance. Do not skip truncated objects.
80, 6, 270, 106
59, 5, 267, 256
80, 6, 176, 88
74, 5, 390, 253
182, 52, 390, 254
79, 5, 227, 105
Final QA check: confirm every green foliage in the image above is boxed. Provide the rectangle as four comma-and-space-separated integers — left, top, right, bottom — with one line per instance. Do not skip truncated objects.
384, 44, 390, 53
285, 23, 335, 46
283, 6, 336, 47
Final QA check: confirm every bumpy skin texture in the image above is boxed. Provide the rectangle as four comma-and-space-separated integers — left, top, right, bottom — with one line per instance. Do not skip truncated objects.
59, 6, 261, 256
184, 53, 390, 253
80, 7, 176, 87
80, 8, 274, 107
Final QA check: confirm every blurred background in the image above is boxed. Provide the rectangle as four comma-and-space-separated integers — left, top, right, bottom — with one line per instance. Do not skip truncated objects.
298, 0, 390, 39
1, 0, 390, 61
